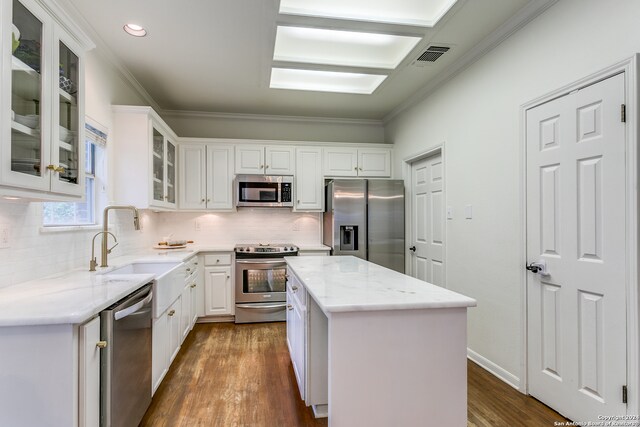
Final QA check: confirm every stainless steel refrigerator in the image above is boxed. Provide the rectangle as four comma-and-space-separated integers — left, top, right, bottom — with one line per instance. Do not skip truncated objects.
323, 179, 405, 273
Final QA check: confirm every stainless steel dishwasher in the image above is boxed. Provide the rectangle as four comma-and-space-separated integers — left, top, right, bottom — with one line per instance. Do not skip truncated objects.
100, 284, 153, 427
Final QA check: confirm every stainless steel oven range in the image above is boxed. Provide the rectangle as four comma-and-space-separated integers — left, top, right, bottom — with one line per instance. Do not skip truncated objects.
235, 243, 298, 323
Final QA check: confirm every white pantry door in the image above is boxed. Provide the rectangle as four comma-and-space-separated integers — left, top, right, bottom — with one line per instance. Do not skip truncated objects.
526, 73, 627, 421
409, 153, 445, 286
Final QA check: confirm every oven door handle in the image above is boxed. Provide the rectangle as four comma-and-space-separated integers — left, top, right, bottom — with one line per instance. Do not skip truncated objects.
236, 303, 287, 310
236, 259, 288, 265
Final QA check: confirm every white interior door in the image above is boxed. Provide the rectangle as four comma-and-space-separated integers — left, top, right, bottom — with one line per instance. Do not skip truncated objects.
409, 153, 444, 286
526, 73, 627, 421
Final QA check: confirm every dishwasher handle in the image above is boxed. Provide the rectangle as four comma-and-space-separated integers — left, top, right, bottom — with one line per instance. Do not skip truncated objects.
114, 291, 153, 321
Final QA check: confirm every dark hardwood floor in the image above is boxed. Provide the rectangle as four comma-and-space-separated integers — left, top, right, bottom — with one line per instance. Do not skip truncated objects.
141, 323, 567, 427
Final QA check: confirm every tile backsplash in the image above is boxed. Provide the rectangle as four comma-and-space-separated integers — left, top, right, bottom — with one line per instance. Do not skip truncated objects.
0, 202, 322, 288
0, 201, 158, 289
155, 209, 322, 246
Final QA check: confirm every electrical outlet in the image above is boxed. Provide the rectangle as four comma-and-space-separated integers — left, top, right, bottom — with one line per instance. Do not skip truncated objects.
195, 218, 201, 231
292, 220, 300, 231
0, 226, 10, 248
446, 206, 453, 220
465, 205, 473, 219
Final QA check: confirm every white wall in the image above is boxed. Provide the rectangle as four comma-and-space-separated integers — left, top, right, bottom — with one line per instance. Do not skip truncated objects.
386, 0, 640, 385
161, 111, 385, 144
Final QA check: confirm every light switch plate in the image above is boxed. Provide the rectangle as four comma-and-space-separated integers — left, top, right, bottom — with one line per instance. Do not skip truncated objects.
0, 226, 10, 248
194, 218, 201, 231
465, 205, 473, 219
446, 206, 453, 220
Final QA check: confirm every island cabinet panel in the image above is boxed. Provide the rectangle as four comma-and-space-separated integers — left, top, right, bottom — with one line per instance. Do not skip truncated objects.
328, 308, 468, 427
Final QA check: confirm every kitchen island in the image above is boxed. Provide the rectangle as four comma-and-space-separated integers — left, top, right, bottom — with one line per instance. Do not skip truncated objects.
285, 256, 477, 427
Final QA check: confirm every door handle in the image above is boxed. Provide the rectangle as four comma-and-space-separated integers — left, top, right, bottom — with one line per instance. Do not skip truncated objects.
409, 246, 416, 252
526, 260, 549, 276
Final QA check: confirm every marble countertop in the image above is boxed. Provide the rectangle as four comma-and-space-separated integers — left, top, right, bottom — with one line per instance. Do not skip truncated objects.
285, 256, 476, 313
0, 242, 328, 327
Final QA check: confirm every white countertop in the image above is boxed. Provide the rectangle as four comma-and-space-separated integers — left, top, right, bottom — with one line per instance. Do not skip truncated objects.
0, 242, 328, 327
285, 256, 476, 313
0, 249, 201, 327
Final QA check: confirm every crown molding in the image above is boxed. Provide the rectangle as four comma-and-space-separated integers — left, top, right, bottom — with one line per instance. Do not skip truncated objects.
160, 109, 384, 127
383, 0, 559, 124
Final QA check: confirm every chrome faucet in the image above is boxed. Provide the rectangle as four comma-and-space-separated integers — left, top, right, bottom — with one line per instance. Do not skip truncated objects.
100, 205, 141, 268
89, 231, 117, 271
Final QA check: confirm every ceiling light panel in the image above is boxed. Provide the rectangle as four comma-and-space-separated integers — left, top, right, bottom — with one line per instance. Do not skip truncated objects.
279, 0, 457, 27
270, 68, 386, 94
274, 27, 421, 69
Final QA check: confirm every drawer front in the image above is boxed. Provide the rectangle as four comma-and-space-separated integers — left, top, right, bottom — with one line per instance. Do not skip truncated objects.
204, 254, 232, 266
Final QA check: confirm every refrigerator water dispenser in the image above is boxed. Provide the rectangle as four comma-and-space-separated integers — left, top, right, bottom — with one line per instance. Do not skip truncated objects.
340, 225, 358, 251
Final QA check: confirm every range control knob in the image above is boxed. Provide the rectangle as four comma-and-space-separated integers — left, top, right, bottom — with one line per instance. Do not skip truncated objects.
238, 248, 244, 252
245, 247, 251, 252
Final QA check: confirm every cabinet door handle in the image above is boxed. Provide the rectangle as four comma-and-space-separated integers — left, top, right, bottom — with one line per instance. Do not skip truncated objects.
354, 166, 358, 171
359, 167, 363, 171
207, 199, 211, 202
168, 310, 176, 316
292, 286, 298, 292
190, 283, 197, 288
260, 164, 264, 169
287, 304, 293, 311
186, 268, 191, 272
226, 275, 230, 279
201, 199, 205, 203
96, 341, 108, 349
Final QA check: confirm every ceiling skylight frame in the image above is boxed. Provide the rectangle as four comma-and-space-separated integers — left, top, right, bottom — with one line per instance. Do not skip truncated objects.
278, 0, 458, 28
273, 25, 422, 70
269, 68, 388, 95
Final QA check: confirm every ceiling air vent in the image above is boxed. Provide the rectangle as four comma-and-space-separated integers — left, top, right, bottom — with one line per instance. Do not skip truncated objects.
413, 45, 451, 67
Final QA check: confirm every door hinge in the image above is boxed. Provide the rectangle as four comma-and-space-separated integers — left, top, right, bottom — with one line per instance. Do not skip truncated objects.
621, 104, 626, 123
623, 385, 628, 404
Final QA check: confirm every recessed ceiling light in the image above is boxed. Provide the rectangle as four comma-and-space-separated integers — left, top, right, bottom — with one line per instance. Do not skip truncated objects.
270, 68, 386, 94
274, 26, 421, 69
123, 23, 147, 37
2, 196, 20, 200
279, 0, 457, 27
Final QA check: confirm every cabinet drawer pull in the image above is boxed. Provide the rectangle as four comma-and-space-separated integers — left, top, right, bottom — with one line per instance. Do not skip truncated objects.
96, 341, 108, 349
190, 283, 197, 288
292, 286, 298, 292
186, 268, 191, 272
168, 310, 176, 316
287, 304, 293, 311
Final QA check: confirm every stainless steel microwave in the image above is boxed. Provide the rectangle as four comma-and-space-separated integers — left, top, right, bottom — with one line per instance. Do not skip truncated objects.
235, 175, 294, 207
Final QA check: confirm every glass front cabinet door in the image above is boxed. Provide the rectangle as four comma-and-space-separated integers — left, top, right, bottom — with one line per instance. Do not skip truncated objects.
2, 0, 91, 198
151, 126, 177, 208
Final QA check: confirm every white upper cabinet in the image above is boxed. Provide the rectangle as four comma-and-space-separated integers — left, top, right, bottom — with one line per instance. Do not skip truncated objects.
235, 144, 294, 175
294, 147, 323, 212
324, 147, 391, 177
1, 0, 93, 198
179, 143, 234, 211
112, 106, 177, 210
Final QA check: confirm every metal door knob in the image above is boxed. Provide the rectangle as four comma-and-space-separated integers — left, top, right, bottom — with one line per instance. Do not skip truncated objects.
409, 246, 416, 252
191, 283, 197, 288
96, 341, 108, 349
287, 304, 293, 311
168, 310, 176, 317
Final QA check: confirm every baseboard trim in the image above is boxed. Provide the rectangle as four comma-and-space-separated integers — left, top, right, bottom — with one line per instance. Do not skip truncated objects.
196, 315, 235, 324
467, 348, 521, 390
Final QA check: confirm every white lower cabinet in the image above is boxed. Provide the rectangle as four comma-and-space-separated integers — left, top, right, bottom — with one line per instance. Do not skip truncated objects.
152, 296, 182, 394
286, 268, 328, 412
204, 266, 233, 316
79, 316, 101, 427
287, 272, 307, 400
202, 252, 234, 317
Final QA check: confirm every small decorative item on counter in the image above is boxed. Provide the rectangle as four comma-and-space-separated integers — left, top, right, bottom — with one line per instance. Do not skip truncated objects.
155, 239, 194, 249
11, 24, 20, 54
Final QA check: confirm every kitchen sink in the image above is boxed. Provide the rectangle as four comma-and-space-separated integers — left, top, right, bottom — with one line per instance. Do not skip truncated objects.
102, 262, 184, 317
102, 262, 181, 276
